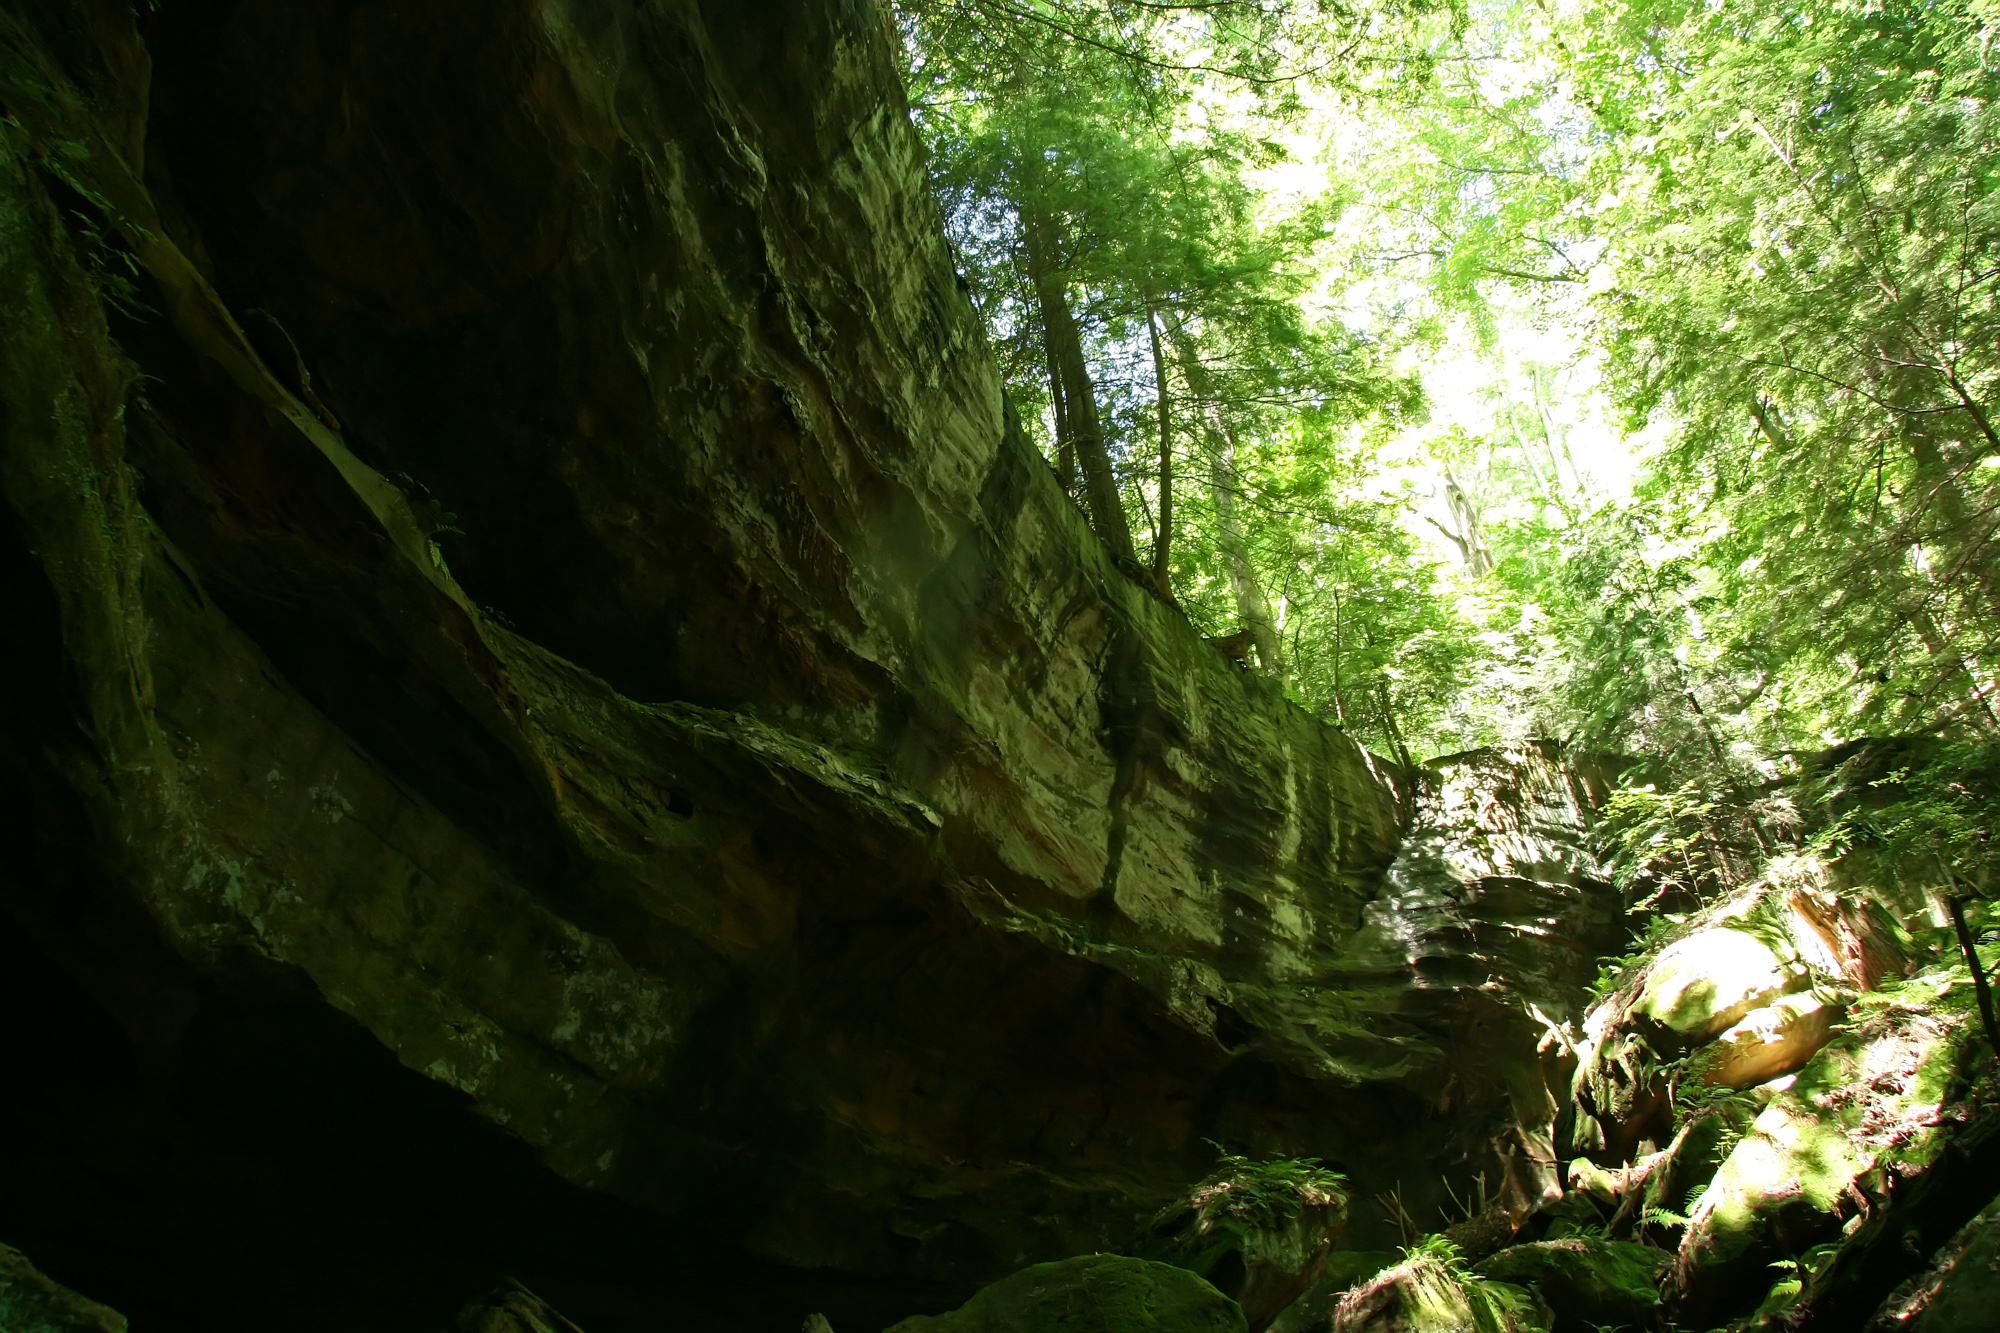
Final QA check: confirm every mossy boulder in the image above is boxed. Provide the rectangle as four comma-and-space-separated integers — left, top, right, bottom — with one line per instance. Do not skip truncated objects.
1331, 1255, 1548, 1333
1633, 929, 1805, 1046
1476, 1239, 1666, 1333
1672, 989, 1974, 1328
884, 1255, 1247, 1333
1129, 1158, 1349, 1331
1691, 992, 1840, 1089
0, 1244, 126, 1333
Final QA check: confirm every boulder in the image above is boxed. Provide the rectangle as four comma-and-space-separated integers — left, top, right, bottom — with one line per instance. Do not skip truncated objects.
883, 1255, 1246, 1333
1128, 1158, 1349, 1331
1331, 1254, 1547, 1333
1691, 992, 1839, 1089
1671, 996, 1973, 1328
1571, 920, 1814, 1165
0, 1243, 127, 1333
1475, 1239, 1666, 1333
1632, 929, 1805, 1046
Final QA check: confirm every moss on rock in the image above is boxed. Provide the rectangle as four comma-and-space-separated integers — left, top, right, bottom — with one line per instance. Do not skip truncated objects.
1672, 983, 1976, 1327
1128, 1155, 1349, 1331
1870, 1191, 2000, 1332
884, 1255, 1247, 1333
1633, 928, 1805, 1046
1475, 1239, 1665, 1333
1331, 1254, 1548, 1333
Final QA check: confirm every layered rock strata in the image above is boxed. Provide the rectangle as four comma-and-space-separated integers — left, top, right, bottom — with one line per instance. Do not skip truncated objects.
0, 0, 1616, 1320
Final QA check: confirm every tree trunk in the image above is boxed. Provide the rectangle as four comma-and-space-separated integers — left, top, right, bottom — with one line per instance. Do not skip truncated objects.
1146, 305, 1174, 597
1022, 207, 1135, 564
1043, 338, 1075, 493
1162, 313, 1281, 678
1441, 467, 1493, 576
1375, 678, 1412, 770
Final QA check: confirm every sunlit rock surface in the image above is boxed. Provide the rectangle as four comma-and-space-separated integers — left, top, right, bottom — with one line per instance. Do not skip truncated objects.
1570, 899, 1830, 1167
1633, 928, 1807, 1045
1692, 991, 1838, 1090
1672, 992, 1974, 1327
1334, 742, 1622, 1217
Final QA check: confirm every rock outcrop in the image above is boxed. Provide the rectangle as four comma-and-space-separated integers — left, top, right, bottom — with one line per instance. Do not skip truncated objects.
33, 0, 2000, 1328
0, 0, 1620, 1325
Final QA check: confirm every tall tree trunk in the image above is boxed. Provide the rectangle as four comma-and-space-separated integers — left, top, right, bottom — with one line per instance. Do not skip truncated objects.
1022, 207, 1135, 564
1372, 664, 1412, 769
1162, 313, 1282, 678
1211, 441, 1281, 676
1147, 305, 1174, 596
1043, 338, 1075, 493
1441, 468, 1493, 575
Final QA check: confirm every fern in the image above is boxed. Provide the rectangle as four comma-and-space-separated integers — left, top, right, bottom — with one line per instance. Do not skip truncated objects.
1400, 1233, 1466, 1269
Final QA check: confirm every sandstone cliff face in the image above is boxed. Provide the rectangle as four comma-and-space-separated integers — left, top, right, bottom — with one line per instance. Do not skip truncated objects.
0, 1, 1617, 1326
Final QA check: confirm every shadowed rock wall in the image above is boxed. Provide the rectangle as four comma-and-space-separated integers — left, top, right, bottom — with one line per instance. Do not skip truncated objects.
0, 0, 1618, 1317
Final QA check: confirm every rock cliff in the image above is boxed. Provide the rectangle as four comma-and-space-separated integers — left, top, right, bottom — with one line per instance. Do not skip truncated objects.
0, 1, 1621, 1327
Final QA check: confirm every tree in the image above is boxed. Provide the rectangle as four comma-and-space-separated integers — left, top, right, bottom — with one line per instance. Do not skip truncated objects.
901, 0, 1489, 747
